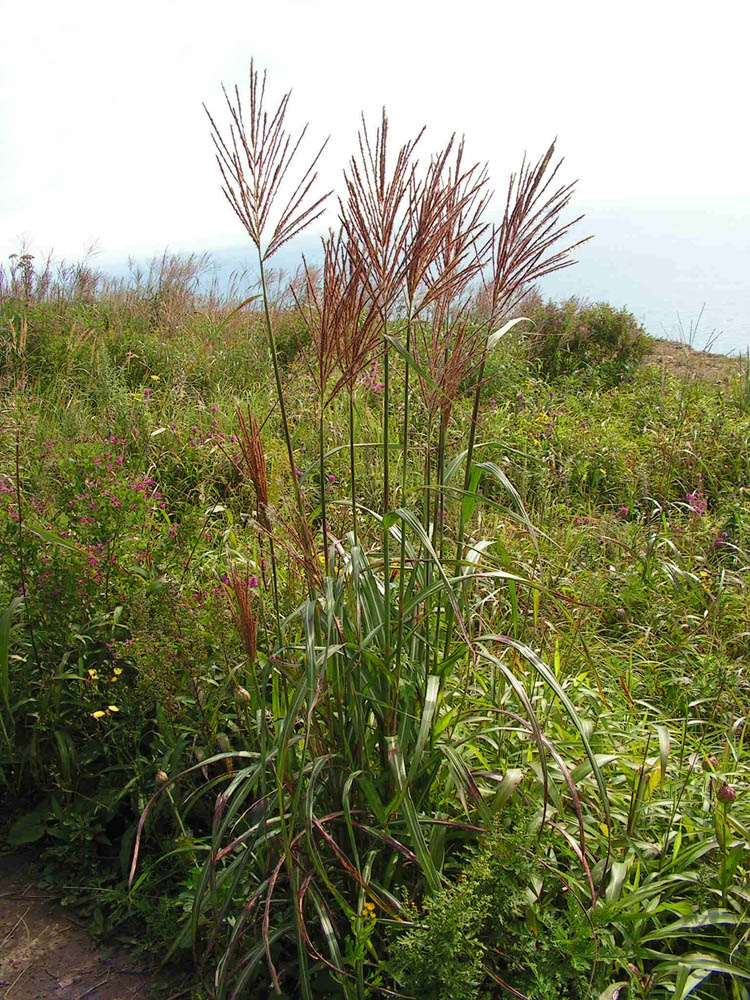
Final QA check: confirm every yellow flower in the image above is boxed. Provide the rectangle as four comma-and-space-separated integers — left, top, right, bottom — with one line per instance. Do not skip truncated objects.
87, 668, 99, 679
92, 710, 106, 719
599, 468, 607, 476
150, 374, 160, 380
365, 902, 375, 912
108, 705, 120, 713
113, 667, 123, 675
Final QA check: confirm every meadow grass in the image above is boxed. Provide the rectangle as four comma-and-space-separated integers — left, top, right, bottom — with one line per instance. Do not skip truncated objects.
1, 67, 749, 1000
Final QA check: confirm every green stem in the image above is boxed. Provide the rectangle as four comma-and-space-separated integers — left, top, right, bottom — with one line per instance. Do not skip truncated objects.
422, 412, 433, 680
318, 400, 329, 574
394, 312, 413, 707
382, 313, 391, 665
442, 350, 488, 663
457, 352, 487, 580
349, 387, 358, 545
258, 253, 305, 528
265, 520, 283, 650
431, 412, 448, 676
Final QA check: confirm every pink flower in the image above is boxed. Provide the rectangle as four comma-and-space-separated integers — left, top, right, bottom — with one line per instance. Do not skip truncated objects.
717, 783, 737, 804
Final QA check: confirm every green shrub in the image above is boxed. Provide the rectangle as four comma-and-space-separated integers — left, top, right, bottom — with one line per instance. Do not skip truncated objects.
390, 822, 604, 999
527, 299, 649, 378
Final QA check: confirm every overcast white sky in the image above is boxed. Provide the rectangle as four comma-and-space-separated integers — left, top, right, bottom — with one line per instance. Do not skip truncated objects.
2, 0, 749, 261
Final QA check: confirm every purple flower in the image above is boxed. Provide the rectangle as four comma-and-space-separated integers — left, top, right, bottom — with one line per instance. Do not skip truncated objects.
327, 474, 336, 484
717, 783, 737, 804
248, 575, 259, 588
710, 531, 729, 550
686, 488, 708, 516
617, 506, 629, 519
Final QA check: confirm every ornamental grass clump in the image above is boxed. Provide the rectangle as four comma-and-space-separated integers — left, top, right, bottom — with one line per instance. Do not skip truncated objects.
128, 63, 648, 999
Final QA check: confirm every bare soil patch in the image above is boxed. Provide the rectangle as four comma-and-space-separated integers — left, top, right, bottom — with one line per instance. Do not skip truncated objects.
0, 855, 163, 1000
646, 337, 744, 383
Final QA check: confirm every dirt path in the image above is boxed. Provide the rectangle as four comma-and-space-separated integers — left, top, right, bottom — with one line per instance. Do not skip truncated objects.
0, 856, 163, 1000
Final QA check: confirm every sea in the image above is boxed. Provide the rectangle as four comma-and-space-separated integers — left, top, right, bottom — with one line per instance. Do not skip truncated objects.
106, 198, 750, 356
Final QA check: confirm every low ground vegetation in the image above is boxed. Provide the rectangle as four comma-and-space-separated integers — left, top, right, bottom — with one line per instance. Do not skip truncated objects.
1, 68, 749, 1000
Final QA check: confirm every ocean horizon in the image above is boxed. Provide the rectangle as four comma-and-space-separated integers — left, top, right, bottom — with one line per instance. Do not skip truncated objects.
92, 197, 750, 356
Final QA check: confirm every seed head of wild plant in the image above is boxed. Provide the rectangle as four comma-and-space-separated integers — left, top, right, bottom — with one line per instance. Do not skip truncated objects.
204, 60, 332, 261
235, 406, 269, 512
293, 229, 380, 402
341, 109, 424, 318
417, 137, 491, 313
226, 563, 258, 663
482, 140, 590, 324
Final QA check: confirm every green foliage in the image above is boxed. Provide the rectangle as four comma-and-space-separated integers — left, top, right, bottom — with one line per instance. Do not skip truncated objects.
391, 821, 602, 999
527, 298, 650, 378
2, 245, 749, 998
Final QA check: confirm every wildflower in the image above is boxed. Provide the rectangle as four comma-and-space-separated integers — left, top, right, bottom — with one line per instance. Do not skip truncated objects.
327, 473, 336, 484
92, 710, 106, 719
150, 374, 160, 380
108, 704, 119, 713
617, 506, 629, 518
599, 468, 607, 476
710, 531, 729, 550
717, 783, 737, 804
685, 487, 708, 516
87, 668, 99, 680
113, 667, 123, 676
248, 575, 258, 588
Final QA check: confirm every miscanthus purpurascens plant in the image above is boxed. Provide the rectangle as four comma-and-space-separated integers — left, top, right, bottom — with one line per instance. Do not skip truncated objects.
204, 59, 330, 595
128, 66, 627, 998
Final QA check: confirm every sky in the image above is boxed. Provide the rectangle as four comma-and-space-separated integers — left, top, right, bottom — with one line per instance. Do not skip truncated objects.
2, 0, 750, 263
